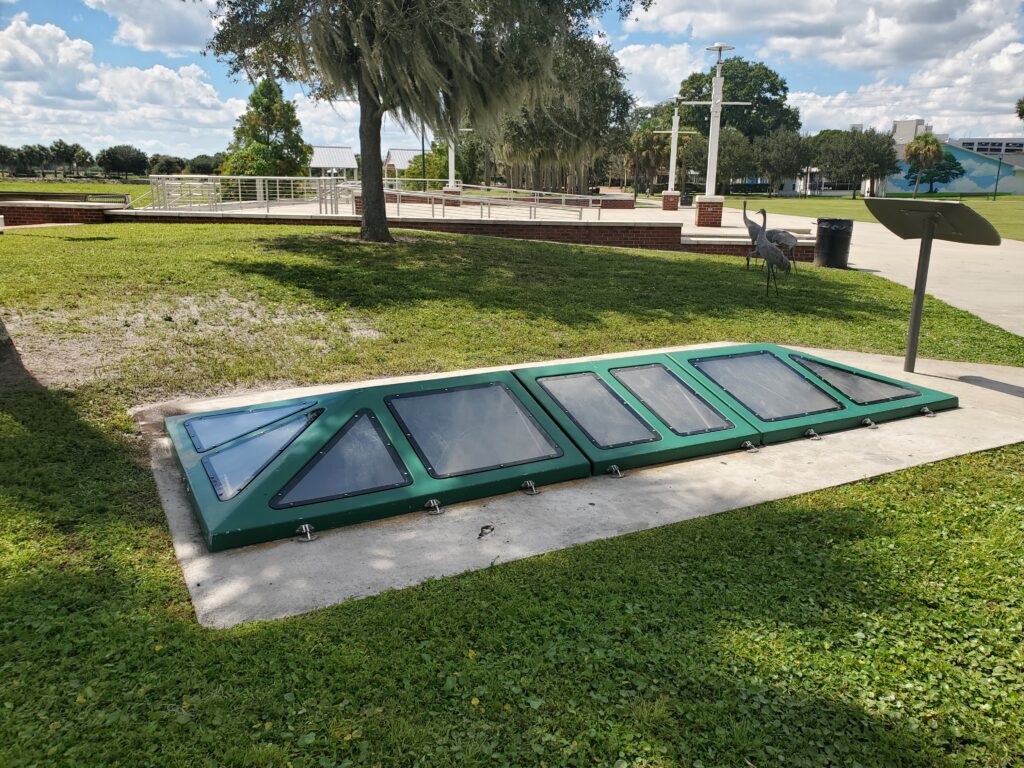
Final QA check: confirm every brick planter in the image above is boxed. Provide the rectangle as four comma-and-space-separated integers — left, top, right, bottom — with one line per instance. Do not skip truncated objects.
695, 196, 724, 227
0, 201, 121, 226
442, 186, 462, 207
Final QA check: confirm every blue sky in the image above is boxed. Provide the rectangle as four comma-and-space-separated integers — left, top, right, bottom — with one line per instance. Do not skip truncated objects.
1, 0, 1022, 158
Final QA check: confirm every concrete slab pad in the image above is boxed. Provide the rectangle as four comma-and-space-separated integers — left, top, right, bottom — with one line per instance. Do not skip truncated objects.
134, 344, 1024, 629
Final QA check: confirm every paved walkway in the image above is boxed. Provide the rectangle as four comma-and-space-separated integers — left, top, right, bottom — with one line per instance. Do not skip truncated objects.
720, 207, 1024, 337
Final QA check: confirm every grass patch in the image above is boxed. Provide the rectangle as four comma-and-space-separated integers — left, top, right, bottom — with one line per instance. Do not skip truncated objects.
1, 223, 1023, 765
724, 195, 1024, 241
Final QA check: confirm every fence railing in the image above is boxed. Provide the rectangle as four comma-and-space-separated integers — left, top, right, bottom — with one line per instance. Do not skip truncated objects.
145, 175, 617, 220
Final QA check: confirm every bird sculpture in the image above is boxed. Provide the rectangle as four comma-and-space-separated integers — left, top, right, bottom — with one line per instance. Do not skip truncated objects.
755, 208, 790, 296
760, 210, 800, 273
742, 200, 763, 269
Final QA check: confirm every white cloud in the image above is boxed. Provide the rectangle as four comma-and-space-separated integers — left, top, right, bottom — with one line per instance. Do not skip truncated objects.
0, 13, 243, 155
625, 0, 1018, 70
623, 0, 1024, 136
790, 25, 1024, 137
83, 0, 217, 54
615, 43, 705, 105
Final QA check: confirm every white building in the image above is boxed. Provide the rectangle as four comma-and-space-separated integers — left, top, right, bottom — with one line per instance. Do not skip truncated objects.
309, 146, 358, 179
383, 148, 422, 178
951, 138, 1024, 163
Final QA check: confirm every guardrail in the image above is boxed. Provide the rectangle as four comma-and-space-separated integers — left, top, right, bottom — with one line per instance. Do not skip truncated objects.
146, 175, 613, 221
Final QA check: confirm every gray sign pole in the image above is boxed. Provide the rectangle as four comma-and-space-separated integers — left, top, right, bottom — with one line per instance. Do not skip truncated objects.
864, 198, 1001, 375
904, 214, 937, 372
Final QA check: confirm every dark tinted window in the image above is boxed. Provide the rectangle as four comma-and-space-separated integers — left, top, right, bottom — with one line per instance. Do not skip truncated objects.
538, 372, 659, 449
387, 383, 561, 478
272, 411, 411, 508
692, 351, 841, 422
612, 364, 733, 436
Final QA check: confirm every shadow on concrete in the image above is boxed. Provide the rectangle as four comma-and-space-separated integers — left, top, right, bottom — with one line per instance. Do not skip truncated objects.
958, 375, 1024, 399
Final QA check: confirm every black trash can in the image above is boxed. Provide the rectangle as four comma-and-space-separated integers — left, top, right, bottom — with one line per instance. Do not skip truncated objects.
681, 194, 693, 206
814, 218, 854, 268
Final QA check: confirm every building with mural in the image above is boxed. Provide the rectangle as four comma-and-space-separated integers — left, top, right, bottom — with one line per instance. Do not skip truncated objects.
880, 119, 1024, 196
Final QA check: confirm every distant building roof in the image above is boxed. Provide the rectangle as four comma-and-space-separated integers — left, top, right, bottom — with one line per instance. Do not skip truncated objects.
384, 148, 421, 171
310, 146, 357, 169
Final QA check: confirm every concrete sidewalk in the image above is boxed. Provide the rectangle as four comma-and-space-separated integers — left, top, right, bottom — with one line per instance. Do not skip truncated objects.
721, 207, 1024, 337
137, 343, 1024, 628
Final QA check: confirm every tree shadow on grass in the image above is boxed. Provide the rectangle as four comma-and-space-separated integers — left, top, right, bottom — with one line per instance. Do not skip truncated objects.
223, 231, 911, 331
207, 493, 972, 767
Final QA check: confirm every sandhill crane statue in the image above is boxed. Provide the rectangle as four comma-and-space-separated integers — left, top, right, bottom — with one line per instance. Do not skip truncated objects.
742, 200, 762, 269
759, 209, 799, 273
755, 209, 790, 296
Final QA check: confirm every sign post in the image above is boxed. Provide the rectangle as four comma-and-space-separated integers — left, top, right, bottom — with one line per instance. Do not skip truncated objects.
864, 199, 1001, 372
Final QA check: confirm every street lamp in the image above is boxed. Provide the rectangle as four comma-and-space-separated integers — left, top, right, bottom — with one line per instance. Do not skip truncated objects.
448, 128, 473, 190
679, 43, 750, 226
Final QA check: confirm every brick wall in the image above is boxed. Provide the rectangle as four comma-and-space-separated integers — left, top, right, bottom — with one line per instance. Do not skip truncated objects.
0, 204, 109, 226
106, 211, 682, 250
695, 201, 723, 227
679, 242, 815, 262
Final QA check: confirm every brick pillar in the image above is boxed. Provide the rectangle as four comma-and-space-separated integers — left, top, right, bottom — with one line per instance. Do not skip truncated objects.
443, 186, 462, 207
661, 191, 680, 211
695, 195, 724, 227
353, 194, 363, 215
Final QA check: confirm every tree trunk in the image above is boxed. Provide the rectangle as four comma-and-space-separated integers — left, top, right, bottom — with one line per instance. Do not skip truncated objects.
357, 77, 392, 242
912, 170, 922, 199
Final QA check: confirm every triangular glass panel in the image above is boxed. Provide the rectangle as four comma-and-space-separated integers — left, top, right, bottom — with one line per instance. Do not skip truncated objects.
611, 364, 734, 436
792, 356, 920, 405
186, 401, 315, 452
202, 410, 320, 501
272, 411, 412, 509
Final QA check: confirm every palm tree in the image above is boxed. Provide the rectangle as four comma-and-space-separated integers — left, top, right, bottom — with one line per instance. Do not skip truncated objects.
904, 132, 943, 199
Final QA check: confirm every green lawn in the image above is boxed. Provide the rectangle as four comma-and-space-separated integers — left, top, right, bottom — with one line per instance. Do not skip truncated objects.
2, 224, 1023, 766
724, 195, 1024, 242
0, 178, 149, 208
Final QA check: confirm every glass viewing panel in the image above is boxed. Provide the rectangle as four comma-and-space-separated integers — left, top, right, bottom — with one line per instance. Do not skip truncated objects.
692, 351, 842, 422
185, 401, 315, 452
386, 383, 562, 479
792, 356, 920, 405
611, 364, 733, 436
202, 410, 319, 501
272, 411, 412, 509
537, 372, 659, 449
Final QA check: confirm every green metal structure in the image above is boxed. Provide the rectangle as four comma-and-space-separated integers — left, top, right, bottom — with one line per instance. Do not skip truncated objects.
166, 344, 957, 551
513, 353, 760, 473
166, 371, 590, 550
669, 344, 957, 443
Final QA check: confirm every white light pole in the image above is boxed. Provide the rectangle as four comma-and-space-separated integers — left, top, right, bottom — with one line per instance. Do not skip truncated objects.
447, 128, 474, 189
680, 43, 750, 226
653, 106, 697, 210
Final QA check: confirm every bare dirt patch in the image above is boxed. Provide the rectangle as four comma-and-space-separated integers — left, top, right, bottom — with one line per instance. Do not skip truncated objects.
0, 291, 382, 393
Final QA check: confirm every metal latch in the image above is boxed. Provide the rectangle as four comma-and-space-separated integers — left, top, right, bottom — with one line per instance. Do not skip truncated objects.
521, 480, 540, 495
607, 464, 625, 478
295, 523, 318, 542
804, 429, 822, 441
424, 498, 444, 515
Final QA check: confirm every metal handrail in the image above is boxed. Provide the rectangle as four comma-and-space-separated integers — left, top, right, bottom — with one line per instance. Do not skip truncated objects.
145, 174, 598, 221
